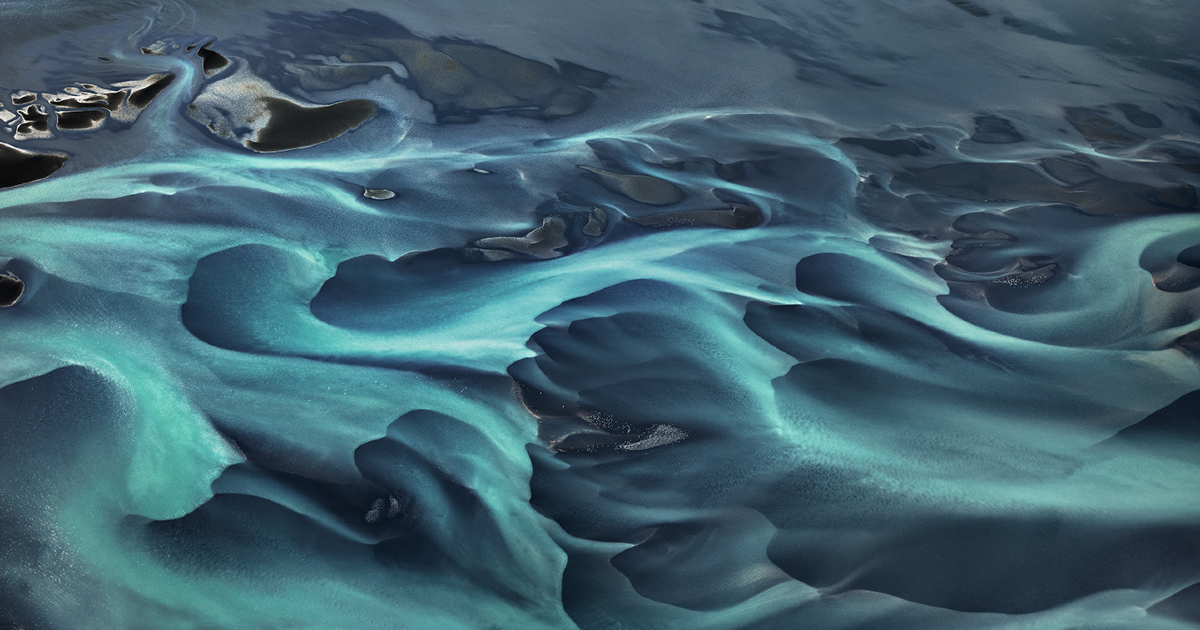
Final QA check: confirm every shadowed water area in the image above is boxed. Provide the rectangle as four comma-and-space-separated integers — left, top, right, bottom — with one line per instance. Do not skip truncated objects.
1, 1, 1199, 629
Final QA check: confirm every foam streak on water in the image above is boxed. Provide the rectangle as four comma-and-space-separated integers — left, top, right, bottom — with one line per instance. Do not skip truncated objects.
1, 1, 1199, 628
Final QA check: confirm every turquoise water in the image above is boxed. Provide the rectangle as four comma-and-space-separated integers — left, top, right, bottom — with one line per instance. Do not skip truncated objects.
1, 1, 1199, 628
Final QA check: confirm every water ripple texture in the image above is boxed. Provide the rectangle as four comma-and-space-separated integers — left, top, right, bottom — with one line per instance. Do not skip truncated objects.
1, 1, 1199, 629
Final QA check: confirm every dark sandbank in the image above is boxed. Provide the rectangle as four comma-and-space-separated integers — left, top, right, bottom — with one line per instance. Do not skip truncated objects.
15, 105, 49, 134
51, 90, 125, 111
0, 273, 24, 307
903, 159, 1197, 215
363, 188, 395, 200
128, 73, 175, 109
0, 142, 68, 189
470, 217, 570, 261
578, 166, 684, 206
1113, 103, 1163, 129
945, 0, 991, 17
243, 97, 377, 152
198, 45, 230, 77
56, 109, 106, 130
971, 116, 1023, 144
841, 137, 932, 156
627, 204, 762, 229
1064, 107, 1144, 146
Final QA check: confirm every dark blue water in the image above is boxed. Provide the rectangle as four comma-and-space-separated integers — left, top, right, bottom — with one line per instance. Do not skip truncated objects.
1, 1, 1199, 628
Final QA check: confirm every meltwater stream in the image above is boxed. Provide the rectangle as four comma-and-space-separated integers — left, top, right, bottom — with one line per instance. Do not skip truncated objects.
1, 1, 1199, 628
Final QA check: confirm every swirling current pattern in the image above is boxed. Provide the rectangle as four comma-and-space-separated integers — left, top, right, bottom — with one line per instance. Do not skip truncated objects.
1, 1, 1199, 629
